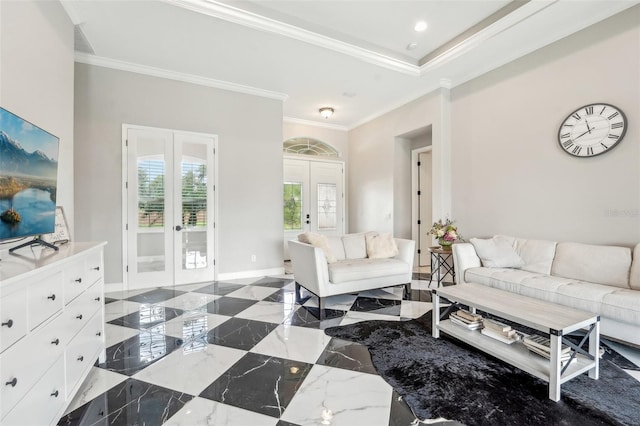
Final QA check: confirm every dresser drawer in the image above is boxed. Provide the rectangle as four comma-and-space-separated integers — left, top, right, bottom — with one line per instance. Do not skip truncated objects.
1, 356, 66, 426
28, 272, 63, 330
64, 260, 88, 304
85, 251, 104, 286
61, 281, 104, 342
0, 289, 27, 353
65, 312, 103, 398
0, 318, 65, 419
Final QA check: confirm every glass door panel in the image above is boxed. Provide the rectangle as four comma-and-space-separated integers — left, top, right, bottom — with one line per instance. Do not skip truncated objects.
127, 128, 174, 287
173, 133, 215, 285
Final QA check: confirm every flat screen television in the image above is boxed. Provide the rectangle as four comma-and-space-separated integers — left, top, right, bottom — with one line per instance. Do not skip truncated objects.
0, 107, 60, 252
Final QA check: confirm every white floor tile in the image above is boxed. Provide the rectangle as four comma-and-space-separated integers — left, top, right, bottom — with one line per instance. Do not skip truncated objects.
359, 287, 403, 300
104, 323, 140, 347
104, 288, 151, 300
134, 343, 246, 396
340, 311, 401, 326
235, 300, 298, 324
164, 397, 278, 426
159, 292, 219, 311
226, 285, 279, 300
304, 294, 358, 311
401, 301, 431, 319
250, 324, 332, 364
64, 367, 127, 415
281, 364, 392, 426
104, 300, 142, 322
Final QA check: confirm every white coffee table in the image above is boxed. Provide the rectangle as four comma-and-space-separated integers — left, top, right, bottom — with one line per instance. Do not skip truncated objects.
432, 283, 600, 402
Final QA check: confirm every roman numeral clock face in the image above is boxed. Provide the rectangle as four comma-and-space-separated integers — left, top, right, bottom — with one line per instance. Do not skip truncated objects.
558, 103, 627, 157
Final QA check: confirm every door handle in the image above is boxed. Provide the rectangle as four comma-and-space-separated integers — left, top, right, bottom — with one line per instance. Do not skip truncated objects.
175, 225, 182, 231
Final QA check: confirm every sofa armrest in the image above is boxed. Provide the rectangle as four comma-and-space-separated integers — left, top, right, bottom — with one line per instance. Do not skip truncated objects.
452, 243, 481, 285
394, 238, 416, 272
288, 240, 330, 296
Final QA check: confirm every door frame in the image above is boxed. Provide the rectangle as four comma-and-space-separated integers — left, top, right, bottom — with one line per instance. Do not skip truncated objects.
411, 146, 433, 267
121, 123, 219, 290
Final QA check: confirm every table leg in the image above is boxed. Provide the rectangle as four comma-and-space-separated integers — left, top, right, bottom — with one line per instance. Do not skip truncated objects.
549, 332, 561, 402
589, 320, 600, 379
432, 291, 440, 338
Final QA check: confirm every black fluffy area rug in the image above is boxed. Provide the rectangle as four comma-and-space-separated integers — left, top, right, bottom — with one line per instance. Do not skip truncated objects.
325, 313, 640, 426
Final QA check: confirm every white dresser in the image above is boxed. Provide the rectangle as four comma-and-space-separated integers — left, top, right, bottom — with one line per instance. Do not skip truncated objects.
0, 242, 106, 426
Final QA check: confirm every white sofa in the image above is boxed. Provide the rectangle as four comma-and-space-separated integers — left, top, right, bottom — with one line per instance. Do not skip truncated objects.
288, 233, 415, 318
452, 235, 640, 346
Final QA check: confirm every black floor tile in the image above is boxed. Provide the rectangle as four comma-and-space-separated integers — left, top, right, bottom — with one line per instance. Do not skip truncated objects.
203, 296, 258, 316
199, 352, 312, 418
206, 317, 278, 350
316, 337, 377, 374
107, 305, 185, 329
126, 288, 187, 304
351, 296, 402, 315
98, 331, 185, 376
59, 378, 193, 426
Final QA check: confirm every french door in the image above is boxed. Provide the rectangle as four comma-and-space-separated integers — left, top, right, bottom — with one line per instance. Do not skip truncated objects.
283, 158, 344, 258
124, 126, 217, 288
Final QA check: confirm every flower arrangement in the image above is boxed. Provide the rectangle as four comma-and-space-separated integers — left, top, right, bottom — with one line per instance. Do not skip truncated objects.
430, 218, 460, 249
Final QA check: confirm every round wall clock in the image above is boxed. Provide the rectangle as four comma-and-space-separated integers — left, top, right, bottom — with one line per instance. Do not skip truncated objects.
558, 103, 627, 157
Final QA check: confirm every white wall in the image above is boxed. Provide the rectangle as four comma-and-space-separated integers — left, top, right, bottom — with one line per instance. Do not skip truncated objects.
348, 91, 447, 235
451, 6, 640, 246
74, 64, 283, 284
0, 1, 75, 241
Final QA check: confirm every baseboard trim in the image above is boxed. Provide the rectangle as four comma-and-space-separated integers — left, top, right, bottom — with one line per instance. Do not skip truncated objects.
217, 267, 285, 281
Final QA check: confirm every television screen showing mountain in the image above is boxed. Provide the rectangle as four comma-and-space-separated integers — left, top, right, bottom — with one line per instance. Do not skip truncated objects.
0, 107, 59, 240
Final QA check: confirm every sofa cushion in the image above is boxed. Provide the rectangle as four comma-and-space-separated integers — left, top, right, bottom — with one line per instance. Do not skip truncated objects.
630, 243, 640, 291
551, 242, 631, 288
465, 267, 543, 294
298, 232, 336, 263
342, 233, 367, 259
602, 289, 640, 325
328, 258, 409, 284
326, 236, 346, 261
554, 281, 617, 315
516, 275, 574, 304
469, 237, 524, 268
365, 233, 399, 259
495, 235, 557, 275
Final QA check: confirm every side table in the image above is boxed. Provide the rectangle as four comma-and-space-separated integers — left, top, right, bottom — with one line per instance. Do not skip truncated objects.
428, 246, 455, 288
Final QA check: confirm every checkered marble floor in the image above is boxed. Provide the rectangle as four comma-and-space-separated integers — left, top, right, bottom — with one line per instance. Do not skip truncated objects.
58, 275, 437, 426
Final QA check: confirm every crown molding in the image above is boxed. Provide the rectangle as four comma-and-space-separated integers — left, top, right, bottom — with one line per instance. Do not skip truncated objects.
165, 0, 420, 76
74, 53, 288, 101
283, 116, 349, 132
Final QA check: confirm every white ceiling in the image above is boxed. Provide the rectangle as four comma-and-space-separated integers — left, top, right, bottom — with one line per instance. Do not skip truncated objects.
63, 0, 639, 129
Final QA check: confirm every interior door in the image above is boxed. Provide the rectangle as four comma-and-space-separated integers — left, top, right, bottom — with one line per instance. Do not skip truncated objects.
283, 158, 344, 259
418, 151, 433, 266
125, 126, 216, 289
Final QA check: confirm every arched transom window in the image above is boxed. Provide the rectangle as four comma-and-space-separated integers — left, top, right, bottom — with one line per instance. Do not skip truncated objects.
283, 137, 339, 157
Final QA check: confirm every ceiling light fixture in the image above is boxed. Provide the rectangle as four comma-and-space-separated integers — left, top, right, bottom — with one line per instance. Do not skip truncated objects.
414, 21, 427, 32
319, 107, 334, 119
406, 42, 418, 51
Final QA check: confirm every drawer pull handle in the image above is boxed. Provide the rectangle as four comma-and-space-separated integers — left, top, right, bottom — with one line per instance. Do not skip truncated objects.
2, 319, 13, 328
76, 314, 83, 320
75, 278, 82, 283
51, 390, 59, 398
95, 297, 101, 302
5, 378, 17, 387
93, 266, 100, 271
47, 294, 56, 301
96, 331, 102, 337
77, 355, 84, 362
51, 338, 60, 345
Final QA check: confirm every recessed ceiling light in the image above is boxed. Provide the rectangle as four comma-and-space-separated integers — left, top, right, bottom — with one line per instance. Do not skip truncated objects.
406, 42, 418, 51
414, 21, 427, 32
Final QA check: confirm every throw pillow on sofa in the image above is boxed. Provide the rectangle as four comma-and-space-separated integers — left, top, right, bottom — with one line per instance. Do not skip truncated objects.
470, 237, 525, 268
365, 232, 399, 259
298, 232, 337, 263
